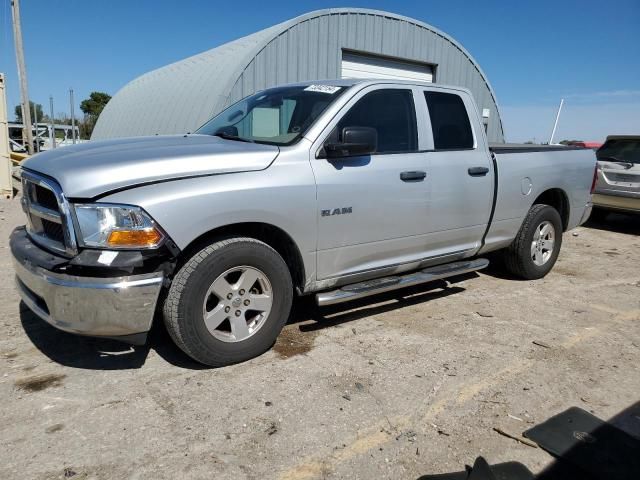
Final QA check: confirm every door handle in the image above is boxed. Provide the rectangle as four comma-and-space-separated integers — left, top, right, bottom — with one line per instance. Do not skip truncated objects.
468, 166, 490, 177
400, 171, 427, 182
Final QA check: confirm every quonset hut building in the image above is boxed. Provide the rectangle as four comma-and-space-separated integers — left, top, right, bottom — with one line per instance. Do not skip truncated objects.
92, 8, 504, 143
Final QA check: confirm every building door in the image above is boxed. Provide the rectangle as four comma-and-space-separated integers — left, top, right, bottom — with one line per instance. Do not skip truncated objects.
341, 51, 433, 83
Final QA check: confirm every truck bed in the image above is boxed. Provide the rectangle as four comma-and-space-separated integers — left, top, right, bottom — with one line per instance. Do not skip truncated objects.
489, 143, 585, 154
479, 144, 596, 254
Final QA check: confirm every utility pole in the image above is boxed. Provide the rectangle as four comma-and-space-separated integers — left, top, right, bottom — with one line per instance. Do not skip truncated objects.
49, 96, 56, 148
69, 88, 76, 144
11, 0, 34, 154
33, 100, 39, 152
548, 98, 564, 145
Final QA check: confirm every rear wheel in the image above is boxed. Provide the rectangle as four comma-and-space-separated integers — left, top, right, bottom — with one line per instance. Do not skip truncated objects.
503, 204, 563, 280
163, 237, 293, 367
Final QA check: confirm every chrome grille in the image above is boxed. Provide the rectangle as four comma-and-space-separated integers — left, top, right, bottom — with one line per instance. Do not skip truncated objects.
32, 184, 58, 210
21, 170, 78, 256
42, 219, 65, 242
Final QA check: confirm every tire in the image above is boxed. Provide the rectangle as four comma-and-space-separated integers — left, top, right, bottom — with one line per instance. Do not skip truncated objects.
163, 237, 293, 367
503, 204, 563, 280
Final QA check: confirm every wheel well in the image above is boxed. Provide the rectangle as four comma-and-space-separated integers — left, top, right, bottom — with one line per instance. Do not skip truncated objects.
178, 223, 306, 291
533, 189, 570, 230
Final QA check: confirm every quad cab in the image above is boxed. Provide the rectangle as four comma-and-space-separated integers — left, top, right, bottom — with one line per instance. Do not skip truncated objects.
11, 80, 596, 366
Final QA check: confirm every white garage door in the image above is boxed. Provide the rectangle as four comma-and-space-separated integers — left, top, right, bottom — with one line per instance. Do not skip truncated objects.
341, 51, 433, 83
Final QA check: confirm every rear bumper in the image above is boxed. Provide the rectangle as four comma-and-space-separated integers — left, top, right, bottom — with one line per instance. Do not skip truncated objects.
592, 193, 640, 214
11, 228, 164, 342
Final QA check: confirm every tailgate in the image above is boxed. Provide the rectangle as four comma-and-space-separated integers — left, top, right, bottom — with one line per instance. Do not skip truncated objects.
595, 161, 640, 197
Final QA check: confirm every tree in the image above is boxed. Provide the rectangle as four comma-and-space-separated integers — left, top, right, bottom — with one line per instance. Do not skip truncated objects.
78, 119, 94, 140
79, 91, 111, 138
80, 91, 111, 118
14, 101, 45, 124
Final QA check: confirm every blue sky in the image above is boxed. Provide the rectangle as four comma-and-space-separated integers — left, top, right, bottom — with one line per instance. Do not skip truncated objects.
1, 0, 638, 142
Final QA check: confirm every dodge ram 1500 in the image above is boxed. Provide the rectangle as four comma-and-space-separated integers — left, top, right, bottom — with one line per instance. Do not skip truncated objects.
11, 80, 596, 366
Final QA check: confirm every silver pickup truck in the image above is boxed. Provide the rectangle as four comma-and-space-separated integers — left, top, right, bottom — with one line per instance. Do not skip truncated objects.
11, 80, 596, 366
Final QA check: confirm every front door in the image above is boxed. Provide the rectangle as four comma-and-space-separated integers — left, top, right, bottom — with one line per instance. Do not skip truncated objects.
311, 87, 430, 280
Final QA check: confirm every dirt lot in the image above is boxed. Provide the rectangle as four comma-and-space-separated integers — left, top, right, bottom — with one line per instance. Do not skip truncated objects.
0, 196, 638, 480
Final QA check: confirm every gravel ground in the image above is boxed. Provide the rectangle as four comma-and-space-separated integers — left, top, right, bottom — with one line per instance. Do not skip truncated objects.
0, 196, 638, 480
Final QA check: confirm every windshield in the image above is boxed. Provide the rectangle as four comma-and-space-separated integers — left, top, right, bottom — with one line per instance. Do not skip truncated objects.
596, 138, 640, 164
195, 85, 347, 146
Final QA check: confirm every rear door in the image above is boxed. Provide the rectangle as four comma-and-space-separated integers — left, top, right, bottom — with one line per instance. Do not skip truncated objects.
311, 86, 430, 280
419, 89, 494, 255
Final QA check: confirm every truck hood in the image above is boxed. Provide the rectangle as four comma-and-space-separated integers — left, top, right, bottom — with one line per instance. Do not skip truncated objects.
22, 134, 280, 198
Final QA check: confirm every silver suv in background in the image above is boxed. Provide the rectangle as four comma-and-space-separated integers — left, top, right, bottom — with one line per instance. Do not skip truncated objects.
592, 135, 640, 217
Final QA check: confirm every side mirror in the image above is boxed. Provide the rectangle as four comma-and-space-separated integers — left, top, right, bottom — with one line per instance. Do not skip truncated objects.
324, 126, 377, 159
214, 125, 239, 137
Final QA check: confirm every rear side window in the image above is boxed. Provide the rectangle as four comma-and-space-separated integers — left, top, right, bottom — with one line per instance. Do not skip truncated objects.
424, 91, 474, 150
335, 89, 418, 154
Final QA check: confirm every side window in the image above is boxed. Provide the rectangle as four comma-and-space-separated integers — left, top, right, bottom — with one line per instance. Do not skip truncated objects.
424, 91, 474, 150
334, 89, 417, 154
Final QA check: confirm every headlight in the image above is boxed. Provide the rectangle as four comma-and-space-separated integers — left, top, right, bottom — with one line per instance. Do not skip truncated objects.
73, 203, 165, 249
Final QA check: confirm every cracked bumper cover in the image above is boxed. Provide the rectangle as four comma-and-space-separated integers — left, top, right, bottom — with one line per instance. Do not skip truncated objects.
11, 227, 164, 343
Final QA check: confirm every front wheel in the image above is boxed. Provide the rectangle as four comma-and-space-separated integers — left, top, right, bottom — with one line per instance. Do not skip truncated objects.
503, 204, 563, 280
163, 237, 293, 367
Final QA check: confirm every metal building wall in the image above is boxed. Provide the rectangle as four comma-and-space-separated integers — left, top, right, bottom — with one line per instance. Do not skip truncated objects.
93, 8, 504, 143
91, 25, 282, 139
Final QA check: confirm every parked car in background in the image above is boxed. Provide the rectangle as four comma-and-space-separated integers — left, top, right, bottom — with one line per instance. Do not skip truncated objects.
591, 135, 640, 218
11, 80, 596, 366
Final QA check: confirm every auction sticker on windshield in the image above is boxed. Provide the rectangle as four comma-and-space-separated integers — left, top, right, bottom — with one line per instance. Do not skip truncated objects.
304, 85, 342, 94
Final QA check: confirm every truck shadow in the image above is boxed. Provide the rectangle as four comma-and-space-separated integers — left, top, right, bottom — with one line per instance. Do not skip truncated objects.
19, 303, 153, 370
20, 274, 475, 370
583, 212, 640, 235
19, 302, 206, 370
475, 212, 640, 282
288, 278, 469, 331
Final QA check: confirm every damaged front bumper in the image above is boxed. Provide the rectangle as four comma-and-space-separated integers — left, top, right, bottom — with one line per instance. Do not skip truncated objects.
11, 227, 165, 344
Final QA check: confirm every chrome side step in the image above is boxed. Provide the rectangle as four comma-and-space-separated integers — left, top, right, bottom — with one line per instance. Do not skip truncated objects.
315, 258, 489, 307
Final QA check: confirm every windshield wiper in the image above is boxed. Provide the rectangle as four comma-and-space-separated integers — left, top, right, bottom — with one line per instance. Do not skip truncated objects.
597, 156, 634, 168
212, 132, 254, 143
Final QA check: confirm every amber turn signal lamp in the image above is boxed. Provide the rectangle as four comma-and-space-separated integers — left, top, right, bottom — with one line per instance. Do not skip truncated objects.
107, 228, 163, 247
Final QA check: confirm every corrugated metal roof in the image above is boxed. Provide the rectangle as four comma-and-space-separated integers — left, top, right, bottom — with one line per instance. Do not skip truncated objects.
93, 8, 504, 142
